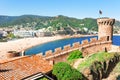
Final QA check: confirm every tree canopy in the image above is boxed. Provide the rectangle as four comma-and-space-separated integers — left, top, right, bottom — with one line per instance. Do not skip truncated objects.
67, 50, 83, 61
52, 62, 84, 80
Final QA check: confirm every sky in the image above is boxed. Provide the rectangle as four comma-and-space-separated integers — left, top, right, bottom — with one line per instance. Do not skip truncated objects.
0, 0, 120, 20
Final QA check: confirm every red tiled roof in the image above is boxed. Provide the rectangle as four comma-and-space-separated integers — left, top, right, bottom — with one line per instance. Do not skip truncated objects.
0, 55, 53, 80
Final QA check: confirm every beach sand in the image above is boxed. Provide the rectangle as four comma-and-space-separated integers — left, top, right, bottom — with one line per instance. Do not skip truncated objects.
0, 35, 65, 59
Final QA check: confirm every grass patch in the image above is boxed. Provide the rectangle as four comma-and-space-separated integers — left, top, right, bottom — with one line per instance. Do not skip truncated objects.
77, 52, 115, 72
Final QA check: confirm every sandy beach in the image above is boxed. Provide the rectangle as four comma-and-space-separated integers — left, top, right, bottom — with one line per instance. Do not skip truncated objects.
0, 35, 65, 59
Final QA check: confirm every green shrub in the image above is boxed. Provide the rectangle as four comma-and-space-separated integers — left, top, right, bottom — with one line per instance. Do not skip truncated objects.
52, 62, 84, 80
67, 50, 83, 60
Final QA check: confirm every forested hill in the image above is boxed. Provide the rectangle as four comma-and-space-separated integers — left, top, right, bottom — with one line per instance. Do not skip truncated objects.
0, 15, 120, 31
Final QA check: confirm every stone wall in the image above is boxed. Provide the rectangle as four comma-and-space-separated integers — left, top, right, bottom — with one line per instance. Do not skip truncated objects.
34, 37, 113, 63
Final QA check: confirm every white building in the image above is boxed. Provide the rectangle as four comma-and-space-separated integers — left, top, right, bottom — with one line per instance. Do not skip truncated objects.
13, 30, 35, 37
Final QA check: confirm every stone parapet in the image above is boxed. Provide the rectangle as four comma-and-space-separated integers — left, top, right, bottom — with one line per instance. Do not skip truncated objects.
35, 37, 113, 62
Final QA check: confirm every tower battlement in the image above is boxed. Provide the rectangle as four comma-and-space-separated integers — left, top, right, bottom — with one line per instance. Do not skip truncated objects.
97, 18, 115, 26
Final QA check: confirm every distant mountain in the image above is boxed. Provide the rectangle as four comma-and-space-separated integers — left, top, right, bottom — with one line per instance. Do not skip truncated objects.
0, 15, 120, 31
0, 15, 17, 24
0, 15, 51, 27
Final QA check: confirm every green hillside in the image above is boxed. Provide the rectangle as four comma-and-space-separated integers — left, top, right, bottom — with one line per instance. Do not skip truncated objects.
0, 15, 97, 31
0, 15, 120, 32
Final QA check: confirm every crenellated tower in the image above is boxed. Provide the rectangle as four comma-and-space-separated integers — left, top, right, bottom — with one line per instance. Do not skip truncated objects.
97, 18, 115, 41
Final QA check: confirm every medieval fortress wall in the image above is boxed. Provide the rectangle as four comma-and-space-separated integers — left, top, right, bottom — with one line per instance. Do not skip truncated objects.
2, 18, 119, 63
41, 37, 112, 63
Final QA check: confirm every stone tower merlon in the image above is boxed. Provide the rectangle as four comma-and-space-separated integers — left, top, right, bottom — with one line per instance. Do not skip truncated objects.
97, 18, 115, 41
